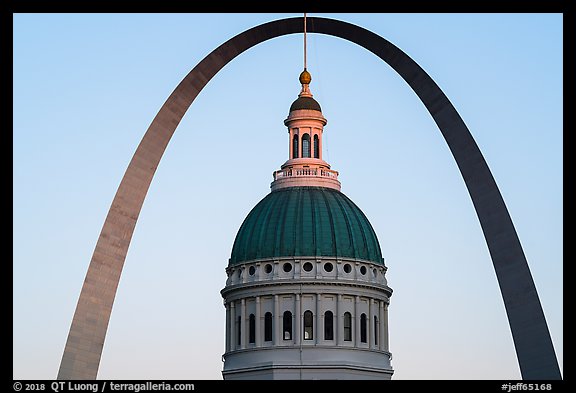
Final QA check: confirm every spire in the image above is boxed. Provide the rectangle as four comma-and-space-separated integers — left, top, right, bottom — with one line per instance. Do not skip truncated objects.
299, 13, 312, 98
303, 12, 307, 70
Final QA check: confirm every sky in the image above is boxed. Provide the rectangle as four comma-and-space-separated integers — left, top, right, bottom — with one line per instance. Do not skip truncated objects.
13, 13, 563, 380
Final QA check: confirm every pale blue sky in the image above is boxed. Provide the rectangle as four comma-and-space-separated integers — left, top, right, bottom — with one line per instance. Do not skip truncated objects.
13, 13, 562, 379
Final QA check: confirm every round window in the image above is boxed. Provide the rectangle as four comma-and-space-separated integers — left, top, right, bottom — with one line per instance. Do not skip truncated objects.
249, 266, 256, 276
360, 266, 367, 275
324, 263, 334, 272
302, 262, 313, 272
283, 263, 293, 273
264, 264, 272, 274
343, 264, 352, 273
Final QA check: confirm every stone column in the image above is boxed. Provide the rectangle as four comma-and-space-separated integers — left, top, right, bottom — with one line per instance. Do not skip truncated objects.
379, 301, 385, 351
312, 129, 317, 159
255, 296, 261, 347
383, 302, 389, 352
355, 296, 360, 347
274, 294, 280, 345
310, 129, 314, 160
225, 302, 230, 352
316, 293, 321, 344
289, 128, 294, 159
308, 133, 313, 159
319, 129, 322, 160
336, 294, 342, 345
369, 298, 375, 350
240, 298, 246, 349
295, 294, 301, 344
230, 301, 236, 350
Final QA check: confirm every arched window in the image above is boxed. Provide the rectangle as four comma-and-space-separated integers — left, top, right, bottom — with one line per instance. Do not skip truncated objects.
324, 311, 334, 340
302, 133, 311, 158
293, 135, 299, 159
283, 311, 292, 340
374, 315, 379, 346
236, 315, 241, 346
264, 312, 273, 342
343, 312, 352, 341
249, 314, 255, 344
360, 313, 367, 343
313, 134, 319, 158
304, 310, 313, 340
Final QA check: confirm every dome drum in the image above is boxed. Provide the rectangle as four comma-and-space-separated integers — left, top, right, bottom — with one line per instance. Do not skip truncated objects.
221, 267, 392, 380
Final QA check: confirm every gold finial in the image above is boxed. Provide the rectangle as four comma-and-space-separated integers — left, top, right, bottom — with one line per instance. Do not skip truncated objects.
299, 68, 311, 85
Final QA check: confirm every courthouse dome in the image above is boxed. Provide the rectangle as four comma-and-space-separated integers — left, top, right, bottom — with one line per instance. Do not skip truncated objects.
229, 186, 384, 266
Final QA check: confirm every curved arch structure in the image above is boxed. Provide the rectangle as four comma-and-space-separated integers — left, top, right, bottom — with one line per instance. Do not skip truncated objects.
58, 17, 561, 380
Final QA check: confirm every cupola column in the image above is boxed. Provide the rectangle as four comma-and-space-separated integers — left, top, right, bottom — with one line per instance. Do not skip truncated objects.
289, 129, 294, 159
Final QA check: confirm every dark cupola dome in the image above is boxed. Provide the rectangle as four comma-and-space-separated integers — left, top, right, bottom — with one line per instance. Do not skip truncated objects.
289, 96, 322, 112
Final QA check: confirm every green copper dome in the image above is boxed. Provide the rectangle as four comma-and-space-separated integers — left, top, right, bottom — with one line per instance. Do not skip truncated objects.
229, 187, 384, 266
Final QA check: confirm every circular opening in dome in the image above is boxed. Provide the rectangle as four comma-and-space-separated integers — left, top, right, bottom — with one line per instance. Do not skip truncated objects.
324, 263, 334, 273
302, 262, 313, 272
238, 269, 243, 279
373, 268, 378, 278
360, 266, 367, 275
264, 264, 272, 274
343, 264, 352, 274
283, 263, 293, 273
249, 266, 256, 276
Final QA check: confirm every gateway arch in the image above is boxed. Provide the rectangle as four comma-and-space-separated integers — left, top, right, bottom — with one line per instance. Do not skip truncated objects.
57, 16, 561, 380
